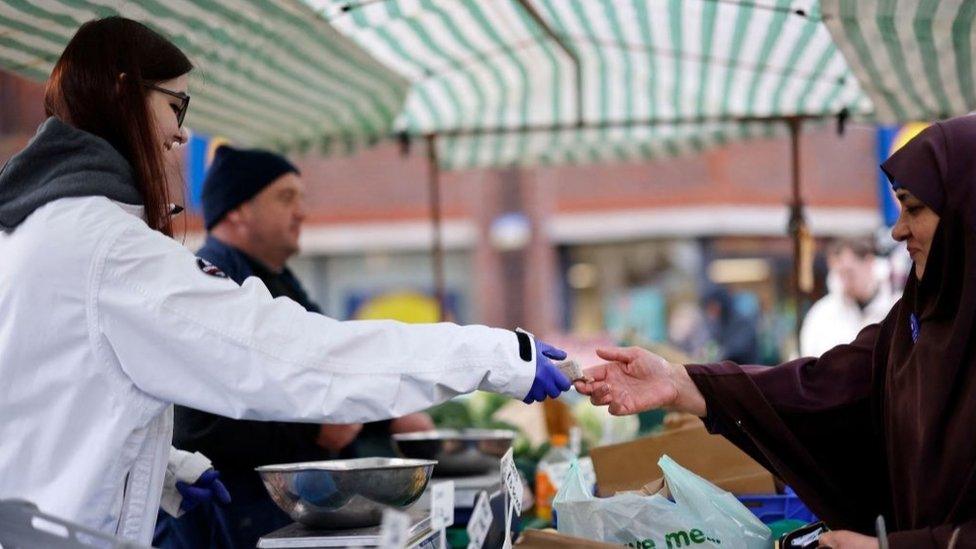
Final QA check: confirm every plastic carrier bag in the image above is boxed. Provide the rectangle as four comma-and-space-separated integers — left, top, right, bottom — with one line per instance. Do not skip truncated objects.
554, 455, 771, 549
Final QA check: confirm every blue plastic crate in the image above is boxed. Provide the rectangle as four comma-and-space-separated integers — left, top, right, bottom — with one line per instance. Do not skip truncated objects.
737, 488, 817, 524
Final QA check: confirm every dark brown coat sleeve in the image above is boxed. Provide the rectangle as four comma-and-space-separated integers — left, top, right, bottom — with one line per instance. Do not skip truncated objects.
685, 324, 891, 534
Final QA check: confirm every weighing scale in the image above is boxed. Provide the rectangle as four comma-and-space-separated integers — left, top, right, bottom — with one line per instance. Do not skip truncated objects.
257, 470, 508, 548
257, 506, 437, 548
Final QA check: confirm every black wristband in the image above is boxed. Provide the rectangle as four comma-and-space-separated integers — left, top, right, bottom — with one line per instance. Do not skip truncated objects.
515, 330, 533, 362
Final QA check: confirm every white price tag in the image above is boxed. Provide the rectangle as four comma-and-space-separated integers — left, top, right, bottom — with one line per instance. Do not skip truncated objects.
499, 448, 523, 515
378, 508, 411, 549
465, 491, 493, 549
429, 481, 455, 530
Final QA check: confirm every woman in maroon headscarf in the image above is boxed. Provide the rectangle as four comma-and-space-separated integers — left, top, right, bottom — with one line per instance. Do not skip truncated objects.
577, 115, 976, 548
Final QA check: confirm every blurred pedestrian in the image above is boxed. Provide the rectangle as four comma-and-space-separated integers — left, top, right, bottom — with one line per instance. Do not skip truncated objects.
800, 237, 899, 357
701, 285, 760, 364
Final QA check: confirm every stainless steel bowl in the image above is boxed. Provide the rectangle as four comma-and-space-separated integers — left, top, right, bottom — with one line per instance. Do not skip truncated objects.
256, 457, 436, 529
392, 429, 515, 477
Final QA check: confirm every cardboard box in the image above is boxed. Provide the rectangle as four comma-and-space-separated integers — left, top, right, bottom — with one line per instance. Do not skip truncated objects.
590, 419, 776, 496
516, 529, 617, 548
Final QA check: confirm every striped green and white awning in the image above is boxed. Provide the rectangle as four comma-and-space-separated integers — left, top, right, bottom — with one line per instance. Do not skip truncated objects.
305, 0, 872, 169
9, 1, 961, 170
822, 0, 976, 124
0, 0, 408, 150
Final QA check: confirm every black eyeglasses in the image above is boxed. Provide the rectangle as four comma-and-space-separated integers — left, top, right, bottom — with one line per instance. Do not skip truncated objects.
144, 83, 190, 127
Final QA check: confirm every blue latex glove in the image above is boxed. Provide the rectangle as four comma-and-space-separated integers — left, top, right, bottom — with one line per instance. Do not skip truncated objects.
176, 468, 231, 513
523, 339, 572, 403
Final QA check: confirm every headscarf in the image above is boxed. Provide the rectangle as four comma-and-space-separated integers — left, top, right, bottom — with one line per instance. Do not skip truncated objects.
876, 116, 976, 532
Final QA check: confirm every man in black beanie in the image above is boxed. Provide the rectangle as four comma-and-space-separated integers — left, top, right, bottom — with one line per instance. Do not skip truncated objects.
156, 145, 434, 548
195, 145, 306, 274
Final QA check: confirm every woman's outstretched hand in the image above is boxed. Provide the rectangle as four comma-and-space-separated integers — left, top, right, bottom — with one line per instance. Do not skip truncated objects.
523, 339, 572, 403
574, 347, 707, 417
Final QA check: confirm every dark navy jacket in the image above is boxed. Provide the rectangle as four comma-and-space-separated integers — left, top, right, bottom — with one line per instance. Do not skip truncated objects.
157, 237, 360, 548
173, 236, 330, 472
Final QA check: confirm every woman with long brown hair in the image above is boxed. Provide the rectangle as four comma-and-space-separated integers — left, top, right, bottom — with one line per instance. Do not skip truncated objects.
0, 17, 570, 544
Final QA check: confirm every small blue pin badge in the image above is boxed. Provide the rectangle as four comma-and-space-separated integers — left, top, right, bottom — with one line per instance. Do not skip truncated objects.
909, 313, 920, 343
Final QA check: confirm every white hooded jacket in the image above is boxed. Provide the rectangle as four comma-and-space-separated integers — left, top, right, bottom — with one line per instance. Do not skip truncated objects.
0, 119, 536, 544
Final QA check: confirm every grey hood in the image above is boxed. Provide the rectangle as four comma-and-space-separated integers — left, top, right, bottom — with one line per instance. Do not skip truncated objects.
0, 117, 143, 231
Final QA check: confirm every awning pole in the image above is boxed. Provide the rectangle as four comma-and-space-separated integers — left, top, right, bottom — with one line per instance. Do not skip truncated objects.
787, 116, 810, 354
425, 133, 447, 322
